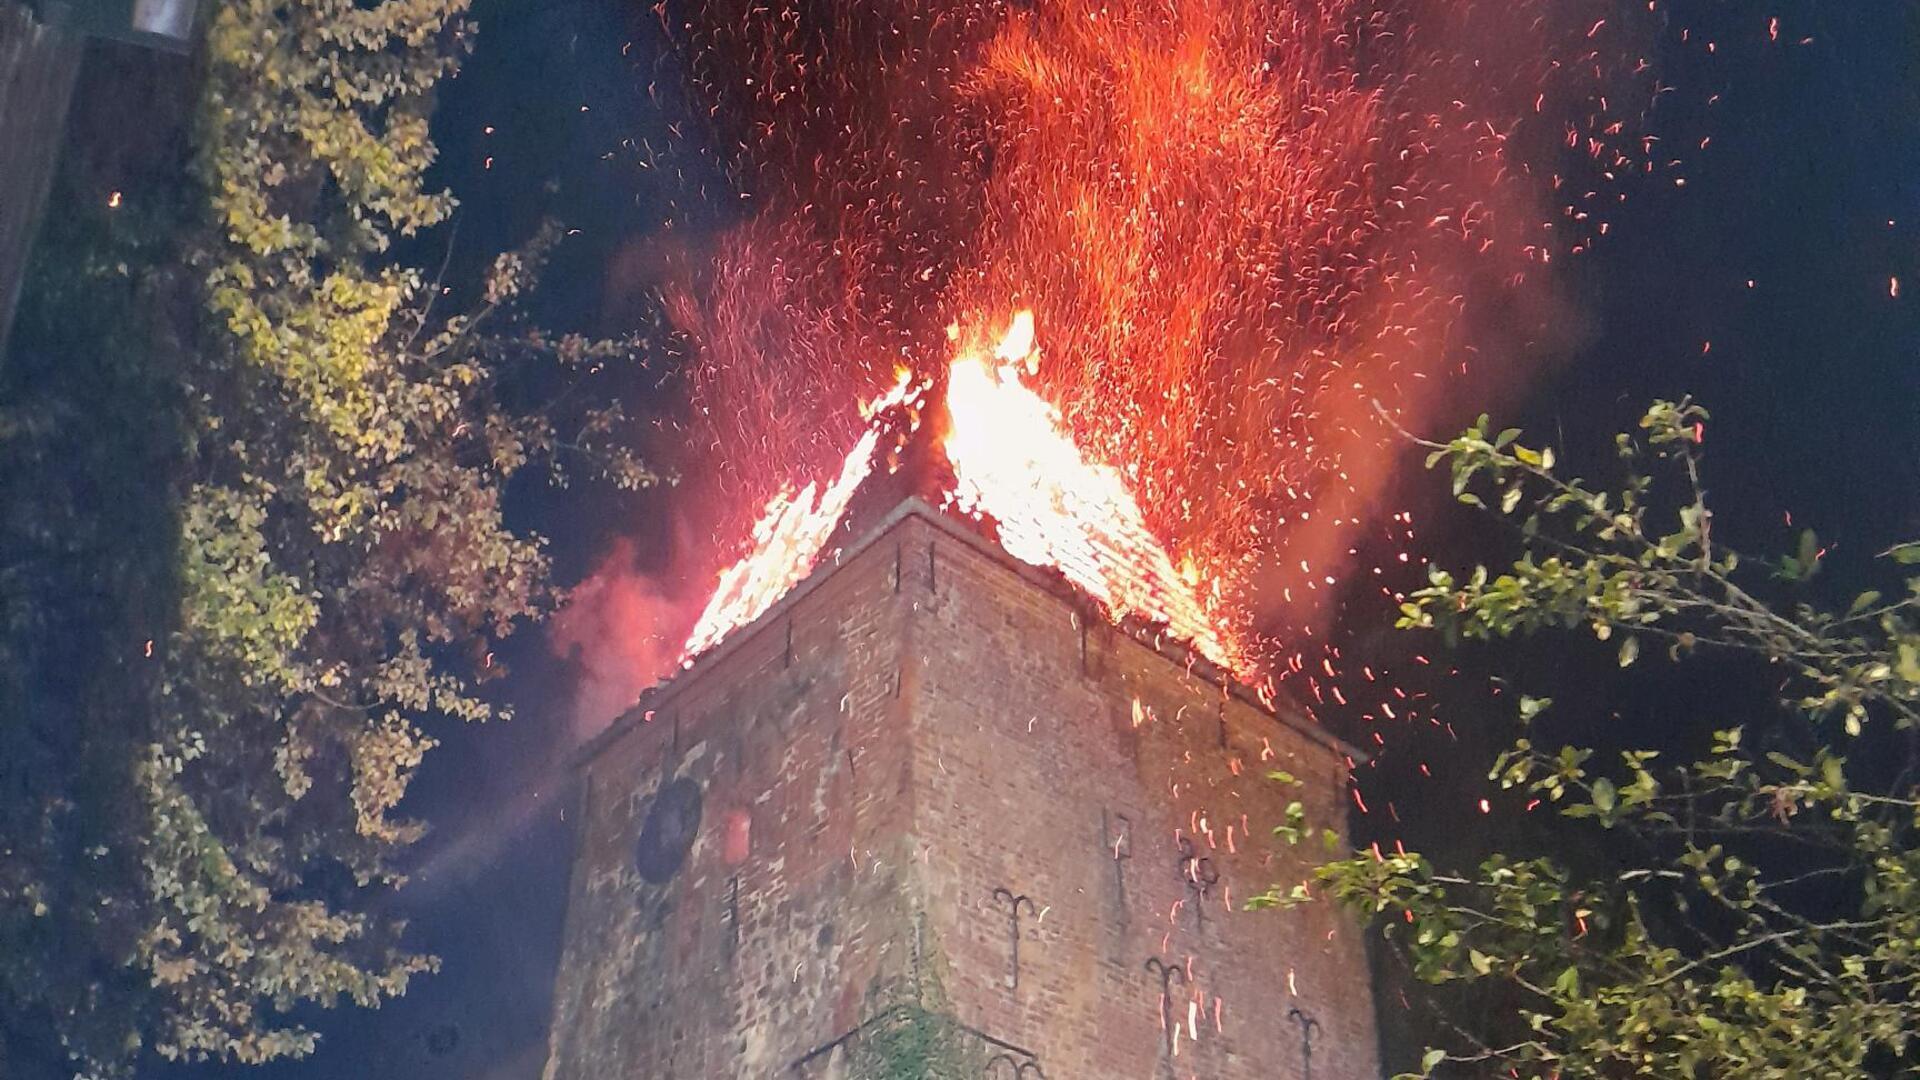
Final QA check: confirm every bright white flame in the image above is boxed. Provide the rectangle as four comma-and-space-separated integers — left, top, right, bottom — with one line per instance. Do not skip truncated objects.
944, 314, 1239, 671
680, 372, 921, 659
678, 314, 1241, 675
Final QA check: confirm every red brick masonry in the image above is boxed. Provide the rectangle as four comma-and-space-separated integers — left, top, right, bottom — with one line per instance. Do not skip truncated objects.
544, 501, 1382, 1079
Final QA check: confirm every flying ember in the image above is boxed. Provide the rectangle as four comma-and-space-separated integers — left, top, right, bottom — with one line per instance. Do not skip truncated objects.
680, 370, 927, 659
681, 313, 1243, 674
662, 0, 1672, 678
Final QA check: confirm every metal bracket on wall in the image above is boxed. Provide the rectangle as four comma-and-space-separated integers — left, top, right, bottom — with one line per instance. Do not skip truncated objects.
990, 886, 1038, 990
1143, 957, 1188, 1061
1175, 835, 1220, 930
723, 874, 741, 959
1287, 1006, 1322, 1080
1104, 811, 1133, 914
986, 1052, 1047, 1078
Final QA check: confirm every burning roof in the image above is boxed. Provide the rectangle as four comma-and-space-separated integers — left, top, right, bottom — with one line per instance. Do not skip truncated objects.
680, 313, 1244, 676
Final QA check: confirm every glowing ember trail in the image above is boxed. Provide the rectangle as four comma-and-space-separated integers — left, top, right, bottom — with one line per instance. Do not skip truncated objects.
944, 314, 1240, 671
659, 0, 1682, 678
681, 371, 926, 659
681, 313, 1242, 674
612, 0, 1738, 962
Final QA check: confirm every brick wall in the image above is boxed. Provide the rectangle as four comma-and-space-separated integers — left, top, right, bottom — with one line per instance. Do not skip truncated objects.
543, 504, 1382, 1079
543, 527, 923, 1078
903, 513, 1379, 1079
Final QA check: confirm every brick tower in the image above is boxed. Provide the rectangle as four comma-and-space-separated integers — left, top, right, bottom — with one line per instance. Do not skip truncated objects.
542, 369, 1383, 1079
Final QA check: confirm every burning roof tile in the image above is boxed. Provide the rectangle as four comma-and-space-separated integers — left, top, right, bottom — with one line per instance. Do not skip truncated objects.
679, 313, 1245, 677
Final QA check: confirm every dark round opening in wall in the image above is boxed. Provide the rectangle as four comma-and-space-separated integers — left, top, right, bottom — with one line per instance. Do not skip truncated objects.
634, 777, 703, 884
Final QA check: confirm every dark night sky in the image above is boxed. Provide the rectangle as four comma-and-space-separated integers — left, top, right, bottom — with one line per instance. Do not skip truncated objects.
173, 2, 1917, 1077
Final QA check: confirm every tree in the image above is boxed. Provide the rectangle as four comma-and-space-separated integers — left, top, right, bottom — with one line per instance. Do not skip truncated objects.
1259, 401, 1920, 1078
0, 1, 654, 1074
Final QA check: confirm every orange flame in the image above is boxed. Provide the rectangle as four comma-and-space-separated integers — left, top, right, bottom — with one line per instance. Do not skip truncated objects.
681, 313, 1241, 675
680, 370, 925, 659
944, 314, 1240, 671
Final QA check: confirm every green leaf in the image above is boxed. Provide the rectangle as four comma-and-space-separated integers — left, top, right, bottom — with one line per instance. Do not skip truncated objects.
1421, 1048, 1447, 1074
1590, 776, 1616, 816
1469, 949, 1494, 975
1789, 529, 1822, 581
1899, 643, 1920, 684
1764, 751, 1811, 776
1883, 541, 1920, 565
1553, 965, 1581, 997
1518, 695, 1552, 721
1618, 636, 1639, 668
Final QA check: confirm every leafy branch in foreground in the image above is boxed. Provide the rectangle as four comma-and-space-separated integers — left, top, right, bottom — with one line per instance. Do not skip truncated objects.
0, 1, 658, 1075
1256, 401, 1920, 1078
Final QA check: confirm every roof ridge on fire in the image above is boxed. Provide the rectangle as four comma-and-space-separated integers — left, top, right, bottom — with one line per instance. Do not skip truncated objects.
575, 494, 1356, 772
576, 316, 1357, 769
678, 338, 1242, 670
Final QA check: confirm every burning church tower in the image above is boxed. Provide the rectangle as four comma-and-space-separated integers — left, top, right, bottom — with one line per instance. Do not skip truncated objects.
542, 316, 1383, 1078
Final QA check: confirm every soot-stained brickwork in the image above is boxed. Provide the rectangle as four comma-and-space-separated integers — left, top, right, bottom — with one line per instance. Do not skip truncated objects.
543, 502, 1383, 1079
